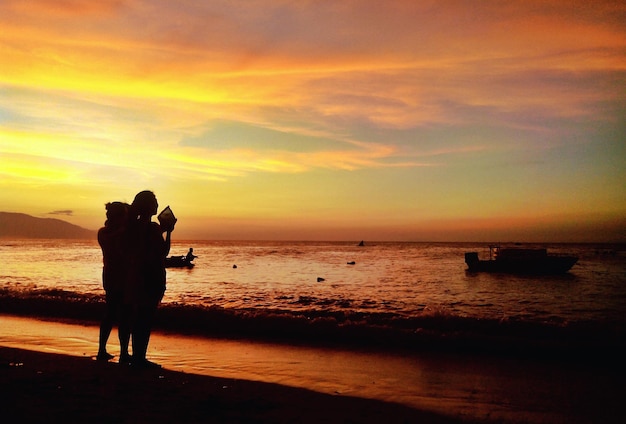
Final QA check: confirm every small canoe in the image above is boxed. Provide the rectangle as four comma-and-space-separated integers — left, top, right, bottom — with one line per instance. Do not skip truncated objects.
165, 256, 195, 268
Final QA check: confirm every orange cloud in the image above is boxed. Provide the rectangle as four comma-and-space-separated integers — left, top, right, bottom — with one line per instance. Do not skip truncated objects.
0, 0, 624, 240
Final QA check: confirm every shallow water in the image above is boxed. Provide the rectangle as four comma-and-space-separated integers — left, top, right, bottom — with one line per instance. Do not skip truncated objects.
1, 239, 625, 325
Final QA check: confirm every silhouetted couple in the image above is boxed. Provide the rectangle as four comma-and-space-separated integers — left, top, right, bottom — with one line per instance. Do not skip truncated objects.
97, 190, 176, 368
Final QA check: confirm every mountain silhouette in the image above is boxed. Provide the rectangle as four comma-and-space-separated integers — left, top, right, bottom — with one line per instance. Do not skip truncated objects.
0, 212, 95, 239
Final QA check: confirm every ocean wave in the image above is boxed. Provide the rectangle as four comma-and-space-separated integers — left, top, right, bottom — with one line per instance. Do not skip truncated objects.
1, 287, 624, 360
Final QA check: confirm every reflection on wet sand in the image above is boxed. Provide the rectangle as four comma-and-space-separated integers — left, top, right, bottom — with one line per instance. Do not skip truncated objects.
1, 315, 622, 423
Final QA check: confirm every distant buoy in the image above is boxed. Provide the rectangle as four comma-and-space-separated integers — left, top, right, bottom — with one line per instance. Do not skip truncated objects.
347, 261, 356, 265
233, 264, 237, 268
317, 277, 325, 282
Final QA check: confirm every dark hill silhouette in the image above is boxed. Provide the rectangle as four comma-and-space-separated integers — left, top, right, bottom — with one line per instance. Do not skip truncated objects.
0, 212, 95, 239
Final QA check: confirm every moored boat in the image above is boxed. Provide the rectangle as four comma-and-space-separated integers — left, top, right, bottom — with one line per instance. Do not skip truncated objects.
465, 245, 578, 274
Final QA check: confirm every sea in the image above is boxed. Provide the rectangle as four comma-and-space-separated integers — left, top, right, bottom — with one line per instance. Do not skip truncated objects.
1, 239, 625, 353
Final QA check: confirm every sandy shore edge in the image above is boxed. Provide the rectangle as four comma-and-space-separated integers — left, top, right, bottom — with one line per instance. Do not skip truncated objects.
0, 345, 470, 424
2, 314, 625, 424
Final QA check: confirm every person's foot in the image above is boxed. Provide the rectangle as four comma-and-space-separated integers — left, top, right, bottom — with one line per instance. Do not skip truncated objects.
119, 353, 132, 365
96, 351, 114, 361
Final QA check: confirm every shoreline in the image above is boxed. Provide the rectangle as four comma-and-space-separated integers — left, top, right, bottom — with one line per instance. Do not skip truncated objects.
1, 287, 625, 363
1, 314, 624, 423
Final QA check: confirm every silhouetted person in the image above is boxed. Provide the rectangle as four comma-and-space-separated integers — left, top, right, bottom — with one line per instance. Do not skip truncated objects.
185, 247, 197, 263
128, 190, 175, 368
97, 201, 131, 362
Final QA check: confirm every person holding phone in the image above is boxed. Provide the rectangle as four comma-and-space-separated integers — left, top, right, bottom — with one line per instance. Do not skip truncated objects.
128, 190, 176, 368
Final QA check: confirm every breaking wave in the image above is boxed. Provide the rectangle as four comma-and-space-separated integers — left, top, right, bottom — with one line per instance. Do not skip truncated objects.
1, 287, 624, 361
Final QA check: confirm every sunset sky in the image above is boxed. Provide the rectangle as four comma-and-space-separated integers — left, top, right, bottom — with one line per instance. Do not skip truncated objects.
1, 0, 625, 241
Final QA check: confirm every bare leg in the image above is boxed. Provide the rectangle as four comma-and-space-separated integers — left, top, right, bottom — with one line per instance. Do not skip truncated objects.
97, 319, 114, 360
118, 304, 132, 363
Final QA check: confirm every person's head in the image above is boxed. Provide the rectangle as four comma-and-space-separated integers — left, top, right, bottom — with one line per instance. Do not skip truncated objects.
105, 202, 128, 227
132, 190, 158, 218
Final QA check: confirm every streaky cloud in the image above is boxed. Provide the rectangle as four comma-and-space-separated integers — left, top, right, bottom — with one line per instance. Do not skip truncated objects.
47, 209, 73, 216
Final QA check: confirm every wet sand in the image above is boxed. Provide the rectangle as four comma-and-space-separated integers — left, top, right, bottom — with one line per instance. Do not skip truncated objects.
0, 315, 623, 423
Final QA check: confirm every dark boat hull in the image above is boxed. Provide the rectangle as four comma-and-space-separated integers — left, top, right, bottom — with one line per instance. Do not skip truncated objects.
465, 251, 577, 274
165, 256, 195, 268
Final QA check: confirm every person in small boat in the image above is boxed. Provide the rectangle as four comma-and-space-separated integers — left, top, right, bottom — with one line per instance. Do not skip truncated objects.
185, 247, 197, 263
96, 201, 131, 362
127, 190, 175, 368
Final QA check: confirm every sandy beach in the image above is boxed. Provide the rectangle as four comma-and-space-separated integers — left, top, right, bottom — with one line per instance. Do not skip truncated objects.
1, 315, 623, 423
1, 346, 461, 424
